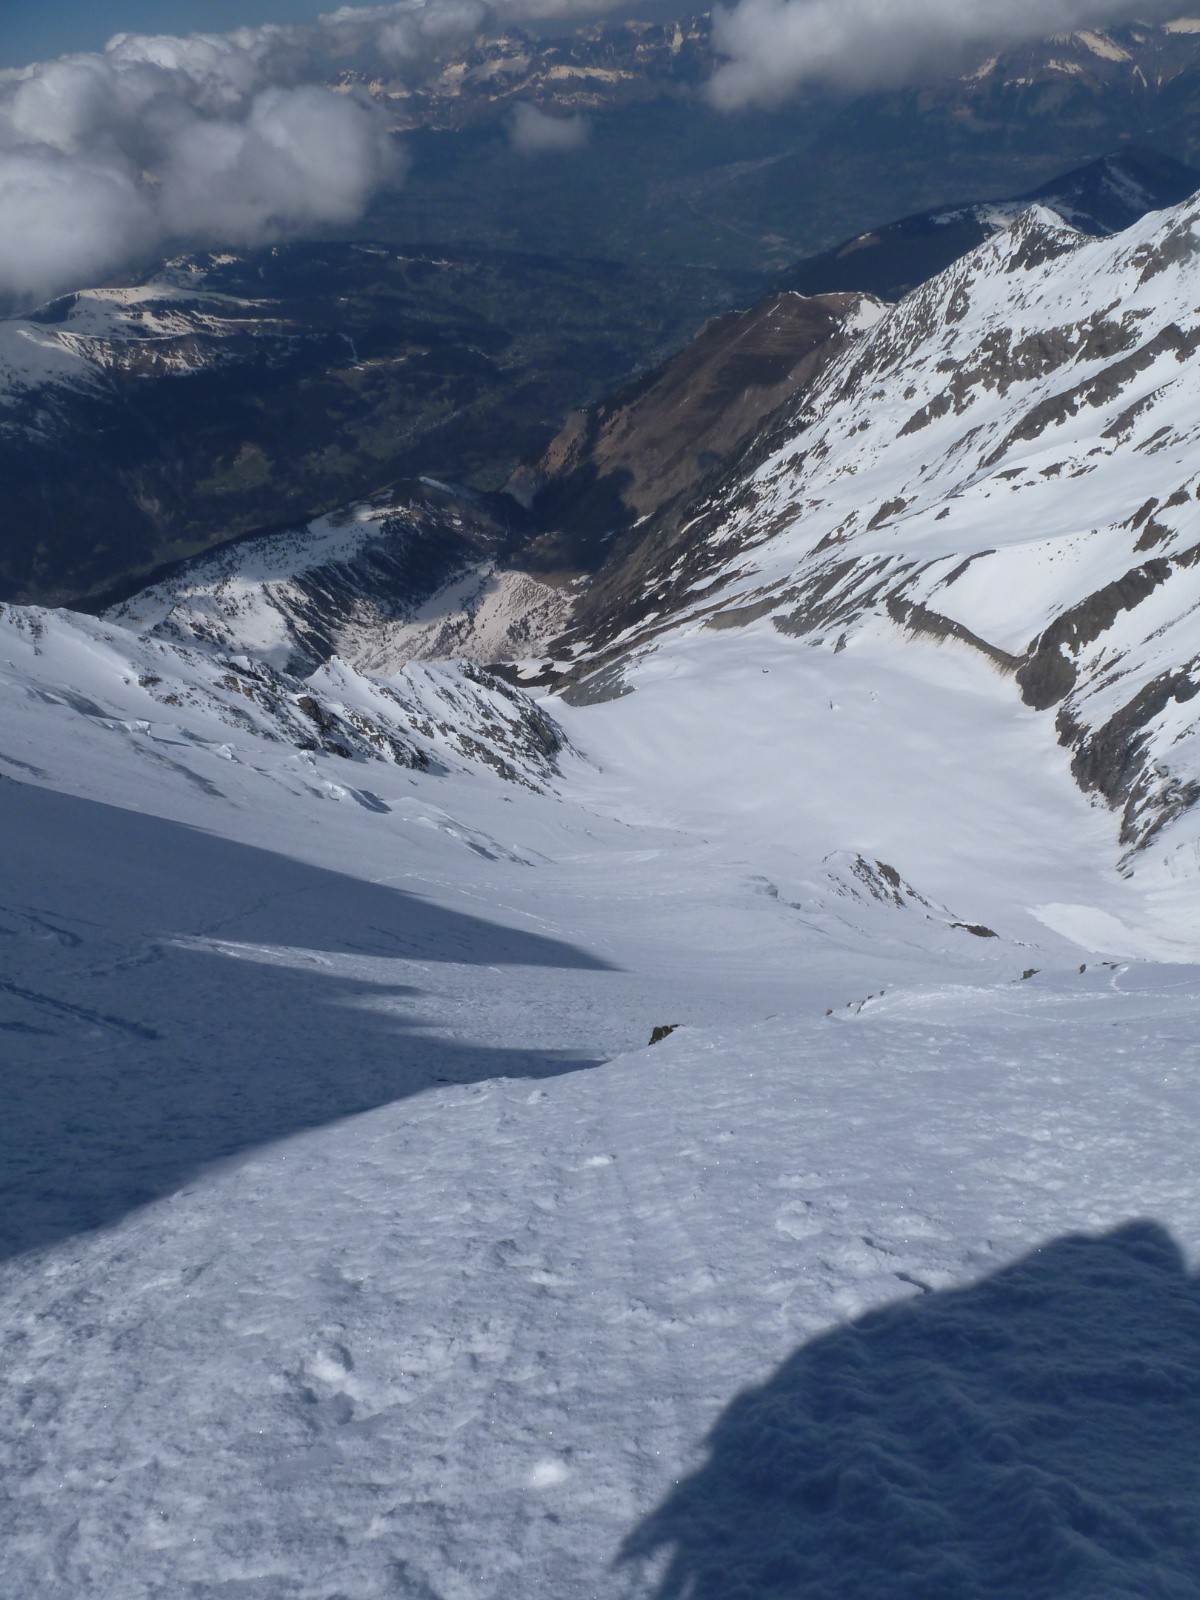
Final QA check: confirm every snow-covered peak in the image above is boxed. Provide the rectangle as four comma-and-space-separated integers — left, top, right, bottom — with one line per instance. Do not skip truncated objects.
106, 483, 537, 675
0, 283, 271, 402
551, 192, 1200, 863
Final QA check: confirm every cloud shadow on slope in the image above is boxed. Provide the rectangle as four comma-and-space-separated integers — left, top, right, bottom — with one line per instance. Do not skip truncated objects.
0, 780, 615, 1262
621, 1221, 1200, 1598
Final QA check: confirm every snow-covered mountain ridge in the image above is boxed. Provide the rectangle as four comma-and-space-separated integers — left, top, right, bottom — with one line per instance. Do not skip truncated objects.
86, 188, 1200, 865
772, 148, 1200, 302
106, 481, 541, 676
546, 194, 1200, 861
0, 602, 568, 794
0, 284, 274, 402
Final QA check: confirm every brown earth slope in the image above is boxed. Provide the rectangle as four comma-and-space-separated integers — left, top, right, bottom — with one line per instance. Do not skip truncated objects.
512, 291, 871, 572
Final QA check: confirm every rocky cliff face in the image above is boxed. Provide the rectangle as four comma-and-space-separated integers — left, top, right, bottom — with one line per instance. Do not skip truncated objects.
512, 292, 882, 560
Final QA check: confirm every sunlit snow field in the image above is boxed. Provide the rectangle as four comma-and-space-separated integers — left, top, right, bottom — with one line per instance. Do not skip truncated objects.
3, 616, 1200, 1597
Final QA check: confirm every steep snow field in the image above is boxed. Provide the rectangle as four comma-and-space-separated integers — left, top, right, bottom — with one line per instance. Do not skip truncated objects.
4, 598, 1200, 1597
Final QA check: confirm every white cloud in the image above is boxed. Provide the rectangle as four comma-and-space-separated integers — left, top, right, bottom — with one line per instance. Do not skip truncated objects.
156, 85, 403, 243
0, 149, 156, 298
0, 0, 626, 302
708, 0, 1177, 108
509, 101, 590, 154
0, 3, 528, 304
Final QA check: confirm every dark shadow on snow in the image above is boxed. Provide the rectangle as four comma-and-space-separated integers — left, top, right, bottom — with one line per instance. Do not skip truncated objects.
621, 1222, 1200, 1598
0, 780, 615, 1261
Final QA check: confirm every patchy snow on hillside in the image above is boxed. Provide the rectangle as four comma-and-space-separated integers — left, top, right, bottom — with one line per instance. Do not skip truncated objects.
0, 284, 270, 402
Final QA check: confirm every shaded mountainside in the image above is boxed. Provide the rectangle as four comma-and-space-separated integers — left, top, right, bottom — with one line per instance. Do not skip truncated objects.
0, 243, 752, 608
510, 292, 881, 562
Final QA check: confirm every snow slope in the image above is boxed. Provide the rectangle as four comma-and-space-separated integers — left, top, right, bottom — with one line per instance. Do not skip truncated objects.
107, 484, 535, 677
4, 576, 1200, 1595
0, 603, 569, 791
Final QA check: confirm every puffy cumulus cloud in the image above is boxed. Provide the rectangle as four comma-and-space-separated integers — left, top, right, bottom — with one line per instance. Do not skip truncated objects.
509, 101, 590, 154
708, 0, 1178, 108
324, 1, 492, 65
0, 150, 156, 298
156, 86, 402, 243
0, 1, 542, 304
0, 0, 629, 302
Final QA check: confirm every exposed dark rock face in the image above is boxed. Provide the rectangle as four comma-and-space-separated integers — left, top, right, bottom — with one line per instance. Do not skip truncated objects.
1017, 562, 1175, 712
888, 599, 1021, 678
517, 293, 868, 564
1067, 673, 1200, 848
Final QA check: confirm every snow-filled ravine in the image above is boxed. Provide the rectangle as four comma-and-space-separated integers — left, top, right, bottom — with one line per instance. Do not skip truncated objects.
4, 609, 1200, 1598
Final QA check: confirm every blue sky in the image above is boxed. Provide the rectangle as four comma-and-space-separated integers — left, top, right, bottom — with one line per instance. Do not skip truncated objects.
0, 2, 327, 69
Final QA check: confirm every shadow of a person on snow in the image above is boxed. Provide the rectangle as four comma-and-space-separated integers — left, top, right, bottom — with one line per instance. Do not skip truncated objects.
621, 1222, 1200, 1599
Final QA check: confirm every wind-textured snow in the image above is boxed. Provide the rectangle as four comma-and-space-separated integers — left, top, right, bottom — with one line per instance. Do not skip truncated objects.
4, 573, 1200, 1596
7, 192, 1200, 1598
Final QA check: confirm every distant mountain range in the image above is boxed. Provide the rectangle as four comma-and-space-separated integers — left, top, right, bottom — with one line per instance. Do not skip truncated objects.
3, 141, 1196, 613
370, 15, 1200, 277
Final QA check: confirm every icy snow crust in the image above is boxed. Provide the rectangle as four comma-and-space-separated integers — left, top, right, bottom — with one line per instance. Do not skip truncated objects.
8, 196, 1200, 1595
5, 573, 1200, 1596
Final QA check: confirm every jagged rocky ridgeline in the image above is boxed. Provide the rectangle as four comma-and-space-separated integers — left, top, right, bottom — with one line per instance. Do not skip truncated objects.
105, 481, 546, 678
0, 604, 568, 793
